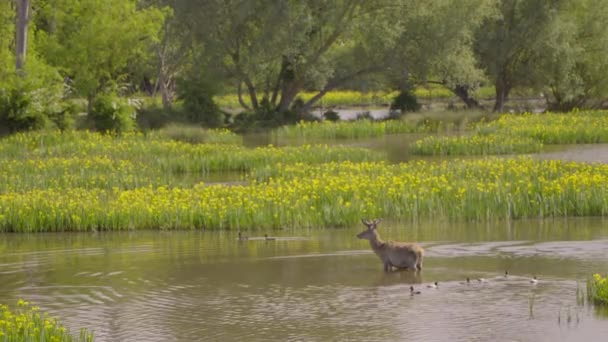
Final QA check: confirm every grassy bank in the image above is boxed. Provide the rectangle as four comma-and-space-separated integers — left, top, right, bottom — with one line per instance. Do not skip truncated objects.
411, 110, 608, 156
2, 154, 608, 231
0, 300, 93, 341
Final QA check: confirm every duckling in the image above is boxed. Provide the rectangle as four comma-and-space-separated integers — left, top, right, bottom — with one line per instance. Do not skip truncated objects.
238, 231, 248, 241
477, 277, 488, 283
264, 234, 276, 241
410, 286, 421, 295
530, 276, 539, 284
504, 270, 509, 278
427, 281, 438, 289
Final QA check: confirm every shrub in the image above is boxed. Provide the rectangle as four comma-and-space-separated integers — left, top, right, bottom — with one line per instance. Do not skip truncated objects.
323, 109, 340, 122
87, 93, 136, 133
177, 77, 223, 127
588, 273, 608, 305
390, 89, 422, 115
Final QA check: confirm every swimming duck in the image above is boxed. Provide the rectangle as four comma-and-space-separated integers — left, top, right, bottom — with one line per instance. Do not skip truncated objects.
410, 286, 421, 295
504, 270, 509, 278
427, 281, 438, 289
238, 231, 248, 241
530, 276, 539, 284
264, 234, 276, 241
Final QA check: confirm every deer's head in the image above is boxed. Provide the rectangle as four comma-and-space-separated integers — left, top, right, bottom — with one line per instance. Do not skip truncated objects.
357, 218, 382, 240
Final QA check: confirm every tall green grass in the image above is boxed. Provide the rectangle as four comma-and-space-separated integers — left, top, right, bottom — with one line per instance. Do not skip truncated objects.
0, 299, 94, 341
411, 110, 608, 156
3, 157, 608, 232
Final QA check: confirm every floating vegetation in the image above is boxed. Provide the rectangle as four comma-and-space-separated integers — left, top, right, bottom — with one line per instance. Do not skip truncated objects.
588, 273, 608, 305
0, 299, 94, 341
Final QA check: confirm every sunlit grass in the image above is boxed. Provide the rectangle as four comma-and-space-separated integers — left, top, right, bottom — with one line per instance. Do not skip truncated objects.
0, 299, 94, 341
151, 124, 243, 145
0, 131, 382, 192
273, 119, 438, 139
214, 87, 496, 108
411, 110, 608, 156
410, 134, 543, 155
2, 157, 608, 231
588, 274, 608, 305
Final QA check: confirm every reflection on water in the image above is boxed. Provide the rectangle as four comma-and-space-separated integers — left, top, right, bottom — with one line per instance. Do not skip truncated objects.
1, 218, 608, 341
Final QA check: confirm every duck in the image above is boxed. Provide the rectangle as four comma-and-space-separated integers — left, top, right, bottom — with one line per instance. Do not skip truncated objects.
530, 276, 539, 284
410, 286, 421, 295
264, 234, 276, 241
427, 281, 438, 289
504, 270, 509, 278
238, 231, 248, 241
477, 277, 488, 283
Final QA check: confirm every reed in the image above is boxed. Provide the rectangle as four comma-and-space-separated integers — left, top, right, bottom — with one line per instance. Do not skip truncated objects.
0, 131, 382, 193
588, 273, 608, 305
274, 119, 437, 140
0, 299, 94, 341
3, 157, 608, 232
410, 134, 543, 155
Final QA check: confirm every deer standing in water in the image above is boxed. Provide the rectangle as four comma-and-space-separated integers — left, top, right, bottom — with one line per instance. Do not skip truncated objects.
357, 219, 424, 272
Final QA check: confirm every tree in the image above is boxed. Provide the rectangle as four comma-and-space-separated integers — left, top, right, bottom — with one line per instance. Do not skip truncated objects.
34, 0, 165, 109
389, 0, 495, 108
475, 0, 567, 112
542, 0, 608, 111
15, 0, 30, 71
180, 0, 409, 115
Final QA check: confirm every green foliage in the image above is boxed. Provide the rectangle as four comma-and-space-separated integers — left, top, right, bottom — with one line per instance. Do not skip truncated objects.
87, 94, 136, 133
323, 109, 340, 122
0, 59, 65, 134
177, 77, 223, 127
152, 124, 242, 145
0, 299, 94, 341
588, 274, 608, 305
390, 89, 422, 115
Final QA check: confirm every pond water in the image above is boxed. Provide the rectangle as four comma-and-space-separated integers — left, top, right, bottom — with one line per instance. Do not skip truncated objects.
1, 218, 608, 341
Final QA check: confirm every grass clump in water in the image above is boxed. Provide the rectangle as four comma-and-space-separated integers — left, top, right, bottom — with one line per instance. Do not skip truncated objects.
0, 299, 94, 341
410, 134, 543, 155
588, 273, 608, 305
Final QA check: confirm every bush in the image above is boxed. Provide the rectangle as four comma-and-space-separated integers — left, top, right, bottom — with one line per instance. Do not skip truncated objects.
87, 93, 136, 133
323, 109, 340, 122
0, 57, 67, 134
177, 77, 223, 127
390, 89, 422, 115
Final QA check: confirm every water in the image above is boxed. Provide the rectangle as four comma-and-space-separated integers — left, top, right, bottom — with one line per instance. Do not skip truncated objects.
1, 218, 608, 341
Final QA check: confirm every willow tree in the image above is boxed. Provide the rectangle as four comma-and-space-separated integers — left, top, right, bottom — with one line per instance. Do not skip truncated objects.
180, 0, 409, 114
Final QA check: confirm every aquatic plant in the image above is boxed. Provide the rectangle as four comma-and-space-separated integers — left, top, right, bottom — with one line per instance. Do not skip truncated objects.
410, 134, 543, 155
274, 119, 437, 140
410, 110, 608, 156
0, 131, 382, 192
588, 273, 608, 305
0, 299, 94, 341
3, 157, 608, 232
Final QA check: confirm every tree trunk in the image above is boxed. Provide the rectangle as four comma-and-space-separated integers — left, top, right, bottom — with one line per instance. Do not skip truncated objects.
493, 78, 511, 112
453, 85, 480, 109
15, 0, 30, 71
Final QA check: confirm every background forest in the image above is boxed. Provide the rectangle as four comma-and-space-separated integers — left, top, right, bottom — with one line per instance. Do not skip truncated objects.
2, 0, 608, 133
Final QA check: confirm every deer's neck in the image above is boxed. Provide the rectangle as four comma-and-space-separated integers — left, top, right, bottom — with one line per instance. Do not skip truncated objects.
368, 232, 386, 251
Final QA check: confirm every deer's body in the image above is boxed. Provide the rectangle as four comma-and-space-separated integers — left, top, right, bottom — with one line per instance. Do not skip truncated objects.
358, 219, 424, 272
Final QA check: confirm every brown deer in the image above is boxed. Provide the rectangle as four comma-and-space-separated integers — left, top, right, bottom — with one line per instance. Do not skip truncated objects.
357, 218, 424, 272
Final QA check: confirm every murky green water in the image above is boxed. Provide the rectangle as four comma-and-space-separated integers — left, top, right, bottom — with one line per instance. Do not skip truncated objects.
1, 218, 608, 341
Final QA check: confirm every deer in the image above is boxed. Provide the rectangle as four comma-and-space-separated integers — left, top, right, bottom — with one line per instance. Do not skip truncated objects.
357, 218, 424, 272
